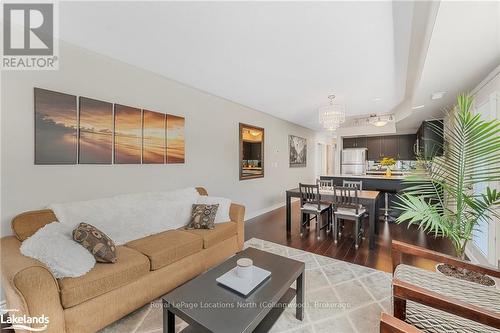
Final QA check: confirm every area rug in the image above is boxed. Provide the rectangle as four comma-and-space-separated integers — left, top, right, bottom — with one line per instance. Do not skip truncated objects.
99, 238, 393, 333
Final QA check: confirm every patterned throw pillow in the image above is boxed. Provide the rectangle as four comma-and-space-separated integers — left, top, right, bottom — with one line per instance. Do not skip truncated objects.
73, 223, 117, 263
186, 204, 219, 230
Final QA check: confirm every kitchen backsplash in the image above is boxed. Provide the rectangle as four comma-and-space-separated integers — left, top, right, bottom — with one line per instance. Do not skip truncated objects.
368, 160, 416, 171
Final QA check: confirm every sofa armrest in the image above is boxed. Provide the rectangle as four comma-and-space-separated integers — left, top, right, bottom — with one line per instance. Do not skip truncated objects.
229, 203, 245, 250
1, 236, 66, 333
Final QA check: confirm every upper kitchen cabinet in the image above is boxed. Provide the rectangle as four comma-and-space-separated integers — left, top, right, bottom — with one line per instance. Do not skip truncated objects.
367, 137, 382, 160
417, 120, 444, 158
343, 137, 357, 148
398, 134, 417, 160
345, 134, 418, 161
381, 136, 398, 158
343, 137, 367, 148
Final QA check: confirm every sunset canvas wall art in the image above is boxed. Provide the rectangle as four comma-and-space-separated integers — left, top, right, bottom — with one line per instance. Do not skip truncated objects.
143, 110, 166, 164
34, 88, 77, 164
79, 97, 113, 164
114, 104, 142, 164
166, 115, 185, 163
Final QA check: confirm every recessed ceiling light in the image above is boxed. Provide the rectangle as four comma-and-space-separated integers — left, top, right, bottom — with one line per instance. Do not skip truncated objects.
412, 105, 425, 110
373, 98, 382, 102
431, 91, 446, 100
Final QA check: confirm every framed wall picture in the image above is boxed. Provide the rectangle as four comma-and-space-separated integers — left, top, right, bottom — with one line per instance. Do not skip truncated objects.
166, 114, 185, 164
143, 110, 166, 164
34, 88, 78, 164
114, 104, 142, 164
78, 97, 113, 164
289, 135, 306, 167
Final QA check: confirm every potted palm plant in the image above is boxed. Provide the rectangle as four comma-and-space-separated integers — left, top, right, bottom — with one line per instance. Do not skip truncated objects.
396, 94, 500, 286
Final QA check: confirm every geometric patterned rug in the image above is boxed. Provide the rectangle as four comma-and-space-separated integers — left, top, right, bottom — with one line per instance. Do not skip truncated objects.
99, 238, 393, 333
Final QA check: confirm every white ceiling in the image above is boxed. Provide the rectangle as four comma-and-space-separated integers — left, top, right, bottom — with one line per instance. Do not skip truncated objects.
58, 1, 500, 133
397, 0, 500, 131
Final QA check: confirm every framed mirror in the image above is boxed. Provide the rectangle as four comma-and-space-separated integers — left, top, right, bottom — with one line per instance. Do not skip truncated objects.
239, 123, 264, 180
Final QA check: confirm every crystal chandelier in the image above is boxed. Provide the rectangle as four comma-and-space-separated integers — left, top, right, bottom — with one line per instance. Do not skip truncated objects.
318, 95, 346, 131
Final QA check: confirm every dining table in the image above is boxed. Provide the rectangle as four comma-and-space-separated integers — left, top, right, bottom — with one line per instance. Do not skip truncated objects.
285, 187, 382, 249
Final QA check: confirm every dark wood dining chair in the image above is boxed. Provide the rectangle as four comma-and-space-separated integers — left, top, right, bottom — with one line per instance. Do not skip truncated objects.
299, 183, 332, 240
332, 185, 367, 249
317, 178, 334, 190
342, 179, 363, 191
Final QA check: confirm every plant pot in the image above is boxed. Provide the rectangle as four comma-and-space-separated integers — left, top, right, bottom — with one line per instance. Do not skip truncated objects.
435, 263, 497, 288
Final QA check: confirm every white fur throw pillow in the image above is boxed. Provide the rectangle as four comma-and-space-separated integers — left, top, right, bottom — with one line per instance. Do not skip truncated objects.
197, 196, 232, 223
20, 222, 96, 278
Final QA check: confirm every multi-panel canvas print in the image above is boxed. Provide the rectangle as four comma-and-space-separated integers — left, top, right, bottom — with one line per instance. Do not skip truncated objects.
34, 88, 78, 164
79, 97, 113, 164
114, 104, 142, 164
34, 88, 186, 165
143, 110, 166, 164
166, 115, 185, 164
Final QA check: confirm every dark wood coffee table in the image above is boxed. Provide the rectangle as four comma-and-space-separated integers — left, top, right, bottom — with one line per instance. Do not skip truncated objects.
162, 247, 305, 333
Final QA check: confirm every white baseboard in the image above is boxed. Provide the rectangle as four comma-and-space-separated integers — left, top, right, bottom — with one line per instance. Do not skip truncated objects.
245, 198, 299, 222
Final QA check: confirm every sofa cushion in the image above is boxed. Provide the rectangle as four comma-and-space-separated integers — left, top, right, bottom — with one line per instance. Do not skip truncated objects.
58, 246, 150, 308
183, 222, 237, 249
126, 230, 203, 270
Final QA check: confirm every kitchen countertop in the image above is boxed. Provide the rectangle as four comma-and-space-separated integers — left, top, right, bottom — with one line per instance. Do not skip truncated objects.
322, 174, 406, 180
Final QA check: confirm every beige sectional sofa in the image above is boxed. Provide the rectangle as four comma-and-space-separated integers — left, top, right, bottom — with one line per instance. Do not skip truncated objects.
0, 187, 245, 333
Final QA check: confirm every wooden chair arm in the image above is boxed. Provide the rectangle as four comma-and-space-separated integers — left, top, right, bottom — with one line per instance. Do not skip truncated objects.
380, 313, 423, 333
391, 240, 500, 277
393, 278, 500, 329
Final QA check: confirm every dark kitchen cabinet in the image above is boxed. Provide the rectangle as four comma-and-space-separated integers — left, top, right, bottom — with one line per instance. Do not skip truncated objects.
417, 120, 444, 158
356, 137, 367, 148
367, 137, 382, 160
343, 137, 367, 148
381, 136, 398, 158
398, 134, 417, 160
345, 133, 420, 161
343, 137, 357, 148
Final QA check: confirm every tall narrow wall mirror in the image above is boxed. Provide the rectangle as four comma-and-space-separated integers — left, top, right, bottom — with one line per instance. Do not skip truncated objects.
239, 123, 264, 180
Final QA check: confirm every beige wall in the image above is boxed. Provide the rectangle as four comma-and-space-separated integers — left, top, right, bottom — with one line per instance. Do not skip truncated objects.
0, 41, 317, 236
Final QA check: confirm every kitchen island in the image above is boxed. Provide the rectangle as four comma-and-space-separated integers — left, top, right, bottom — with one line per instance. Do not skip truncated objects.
320, 174, 406, 192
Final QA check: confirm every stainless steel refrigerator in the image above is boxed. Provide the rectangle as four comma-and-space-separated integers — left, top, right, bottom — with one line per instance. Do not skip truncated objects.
341, 148, 367, 175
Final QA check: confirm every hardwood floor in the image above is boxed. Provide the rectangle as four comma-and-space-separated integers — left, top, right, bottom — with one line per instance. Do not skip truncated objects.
245, 201, 456, 273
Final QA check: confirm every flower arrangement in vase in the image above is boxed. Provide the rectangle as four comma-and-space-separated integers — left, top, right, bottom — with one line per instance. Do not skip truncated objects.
380, 157, 396, 177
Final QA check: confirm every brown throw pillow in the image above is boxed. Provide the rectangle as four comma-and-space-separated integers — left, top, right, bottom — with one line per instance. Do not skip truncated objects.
73, 223, 117, 263
186, 204, 219, 230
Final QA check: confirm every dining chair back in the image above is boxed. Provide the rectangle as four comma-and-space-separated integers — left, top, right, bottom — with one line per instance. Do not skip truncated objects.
333, 186, 360, 214
342, 180, 363, 191
317, 178, 333, 190
299, 183, 321, 210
